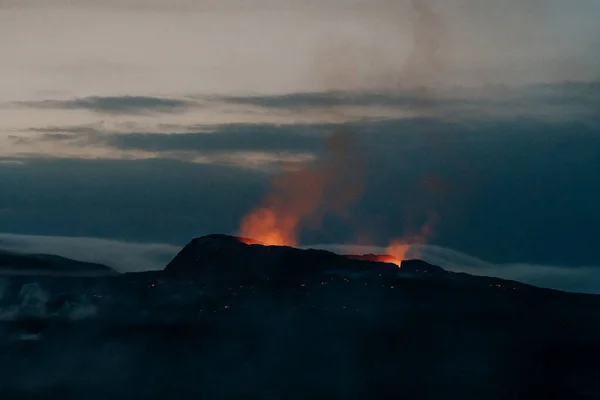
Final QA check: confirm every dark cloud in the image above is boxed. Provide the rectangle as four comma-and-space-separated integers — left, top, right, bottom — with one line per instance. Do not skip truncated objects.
218, 91, 444, 109
108, 129, 324, 155
11, 81, 600, 122
0, 157, 266, 245
217, 91, 476, 112
16, 96, 197, 115
17, 80, 600, 160
216, 81, 600, 114
22, 114, 600, 161
19, 123, 328, 155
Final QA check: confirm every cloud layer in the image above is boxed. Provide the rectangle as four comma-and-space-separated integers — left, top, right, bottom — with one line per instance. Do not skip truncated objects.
16, 96, 197, 115
4, 82, 598, 166
0, 233, 180, 273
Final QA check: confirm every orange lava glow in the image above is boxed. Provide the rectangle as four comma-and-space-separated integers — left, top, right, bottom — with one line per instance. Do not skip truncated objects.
239, 124, 440, 262
384, 240, 411, 267
371, 254, 402, 265
241, 208, 298, 246
239, 131, 363, 247
239, 208, 297, 246
346, 253, 401, 266
384, 218, 436, 267
237, 236, 266, 246
348, 241, 417, 267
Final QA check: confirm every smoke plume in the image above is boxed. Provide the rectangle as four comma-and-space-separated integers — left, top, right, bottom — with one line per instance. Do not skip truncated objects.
401, 0, 449, 87
240, 129, 364, 246
240, 0, 450, 255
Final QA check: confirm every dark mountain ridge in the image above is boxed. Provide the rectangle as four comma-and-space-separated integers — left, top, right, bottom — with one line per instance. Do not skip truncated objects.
161, 234, 560, 295
163, 233, 400, 281
0, 249, 117, 276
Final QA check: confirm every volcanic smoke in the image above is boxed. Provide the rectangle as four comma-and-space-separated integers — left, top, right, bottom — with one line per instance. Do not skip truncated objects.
240, 129, 364, 248
402, 0, 448, 86
240, 0, 447, 265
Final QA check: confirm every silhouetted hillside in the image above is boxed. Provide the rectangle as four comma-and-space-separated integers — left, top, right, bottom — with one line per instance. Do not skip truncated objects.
162, 234, 543, 293
1, 234, 599, 399
0, 250, 117, 276
163, 234, 399, 282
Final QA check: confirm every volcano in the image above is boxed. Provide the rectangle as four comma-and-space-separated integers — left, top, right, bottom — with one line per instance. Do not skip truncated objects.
162, 234, 528, 291
163, 234, 400, 282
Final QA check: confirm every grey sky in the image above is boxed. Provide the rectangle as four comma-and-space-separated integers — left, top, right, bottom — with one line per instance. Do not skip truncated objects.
1, 0, 599, 101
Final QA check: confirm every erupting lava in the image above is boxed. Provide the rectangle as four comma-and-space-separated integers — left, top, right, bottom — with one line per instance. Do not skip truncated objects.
384, 218, 435, 266
384, 241, 412, 266
239, 208, 296, 246
347, 242, 413, 267
239, 129, 435, 265
239, 2, 446, 259
240, 219, 431, 268
240, 130, 363, 247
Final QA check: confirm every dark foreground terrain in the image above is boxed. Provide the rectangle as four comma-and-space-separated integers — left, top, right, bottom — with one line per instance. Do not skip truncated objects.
1, 234, 600, 399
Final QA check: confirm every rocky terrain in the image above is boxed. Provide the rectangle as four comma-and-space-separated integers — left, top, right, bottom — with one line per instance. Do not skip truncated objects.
1, 234, 599, 399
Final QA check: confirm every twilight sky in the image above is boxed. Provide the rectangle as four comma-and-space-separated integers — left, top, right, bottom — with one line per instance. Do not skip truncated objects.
1, 0, 599, 292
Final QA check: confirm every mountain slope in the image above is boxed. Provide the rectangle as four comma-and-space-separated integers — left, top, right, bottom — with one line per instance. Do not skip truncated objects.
163, 233, 400, 282
0, 249, 117, 276
162, 234, 558, 295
